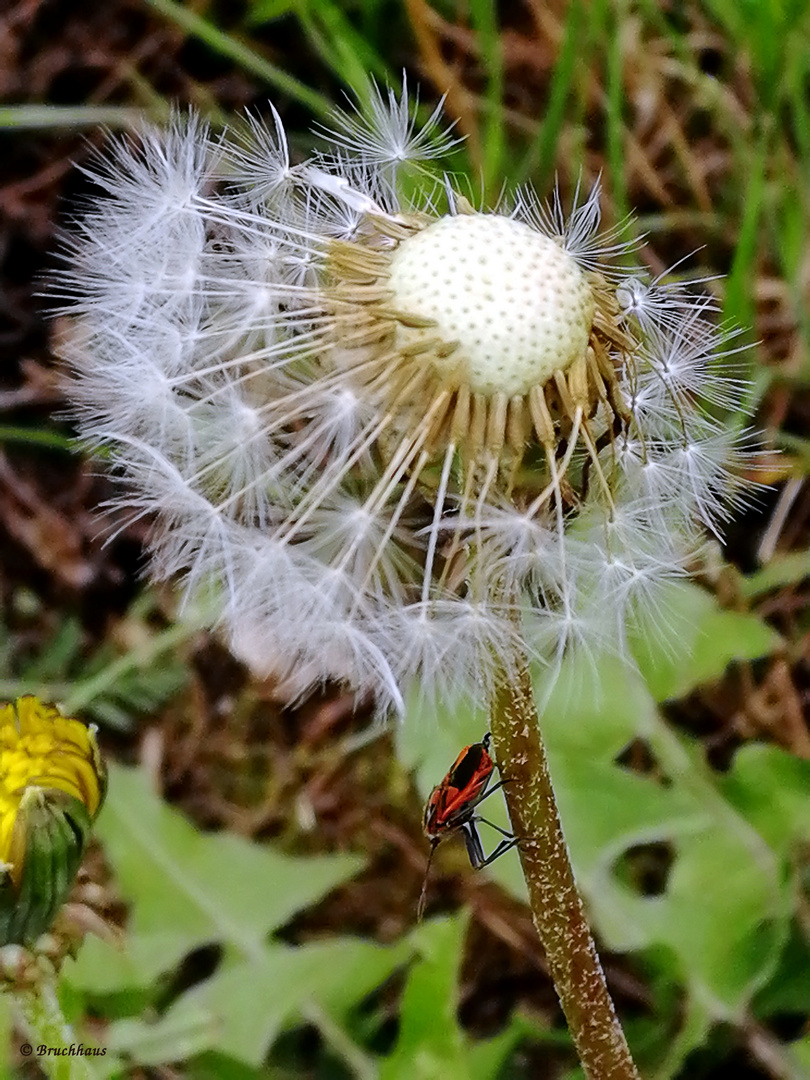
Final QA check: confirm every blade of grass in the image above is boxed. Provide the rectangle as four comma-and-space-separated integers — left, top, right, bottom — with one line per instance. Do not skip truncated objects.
604, 0, 630, 224
469, 0, 505, 195
142, 0, 333, 118
516, 0, 586, 188
723, 127, 768, 353
245, 0, 299, 25
635, 0, 749, 159
782, 49, 810, 380
0, 426, 78, 453
787, 40, 810, 164
297, 0, 391, 97
0, 106, 145, 130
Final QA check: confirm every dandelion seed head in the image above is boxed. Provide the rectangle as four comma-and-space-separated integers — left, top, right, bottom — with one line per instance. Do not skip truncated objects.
55, 90, 764, 713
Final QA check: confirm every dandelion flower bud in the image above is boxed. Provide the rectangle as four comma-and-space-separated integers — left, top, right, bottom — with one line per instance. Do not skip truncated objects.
56, 92, 758, 711
0, 697, 105, 945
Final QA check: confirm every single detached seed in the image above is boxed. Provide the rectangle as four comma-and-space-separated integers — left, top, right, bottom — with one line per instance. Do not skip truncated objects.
387, 214, 596, 397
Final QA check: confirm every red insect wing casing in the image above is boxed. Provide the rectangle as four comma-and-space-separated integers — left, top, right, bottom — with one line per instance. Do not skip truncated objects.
424, 740, 495, 838
418, 734, 516, 918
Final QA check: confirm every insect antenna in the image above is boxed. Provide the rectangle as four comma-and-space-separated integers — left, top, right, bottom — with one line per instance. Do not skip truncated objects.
417, 837, 441, 922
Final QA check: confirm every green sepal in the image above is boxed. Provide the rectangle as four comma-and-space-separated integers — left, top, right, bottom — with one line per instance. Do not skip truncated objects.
0, 787, 92, 946
87, 723, 108, 822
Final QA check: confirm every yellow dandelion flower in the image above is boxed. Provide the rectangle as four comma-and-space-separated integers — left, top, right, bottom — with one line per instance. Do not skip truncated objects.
0, 696, 105, 945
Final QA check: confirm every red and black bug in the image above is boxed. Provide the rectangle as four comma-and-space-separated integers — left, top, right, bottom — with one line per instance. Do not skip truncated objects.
417, 733, 518, 920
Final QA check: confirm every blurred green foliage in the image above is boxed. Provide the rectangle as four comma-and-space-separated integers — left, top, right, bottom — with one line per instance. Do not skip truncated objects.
401, 582, 808, 1077
0, 592, 190, 731
3, 0, 810, 1076
34, 580, 803, 1079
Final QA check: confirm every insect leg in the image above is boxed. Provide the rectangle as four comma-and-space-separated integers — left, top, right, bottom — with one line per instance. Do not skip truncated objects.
463, 819, 521, 869
474, 814, 515, 839
470, 776, 514, 813
461, 820, 487, 869
477, 836, 521, 867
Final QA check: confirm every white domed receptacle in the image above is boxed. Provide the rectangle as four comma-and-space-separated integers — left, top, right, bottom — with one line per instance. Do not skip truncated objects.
387, 213, 595, 397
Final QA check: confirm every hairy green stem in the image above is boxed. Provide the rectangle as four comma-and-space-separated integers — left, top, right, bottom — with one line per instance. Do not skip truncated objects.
17, 982, 100, 1080
489, 661, 640, 1080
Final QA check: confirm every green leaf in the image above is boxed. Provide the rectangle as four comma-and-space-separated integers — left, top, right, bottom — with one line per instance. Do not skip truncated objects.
467, 1022, 525, 1080
628, 982, 712, 1080
105, 1007, 216, 1066
0, 993, 15, 1080
184, 1051, 272, 1080
722, 744, 810, 853
65, 765, 419, 1070
631, 582, 782, 701
754, 925, 810, 1017
516, 656, 788, 1021
536, 649, 657, 758
244, 0, 298, 25
792, 1036, 810, 1072
381, 915, 470, 1080
67, 929, 196, 995
739, 549, 810, 599
380, 915, 520, 1080
70, 764, 364, 988
660, 830, 784, 1012
163, 937, 410, 1066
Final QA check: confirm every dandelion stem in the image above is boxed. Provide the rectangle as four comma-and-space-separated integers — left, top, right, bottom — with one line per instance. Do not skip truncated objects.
489, 660, 640, 1080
